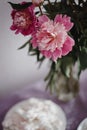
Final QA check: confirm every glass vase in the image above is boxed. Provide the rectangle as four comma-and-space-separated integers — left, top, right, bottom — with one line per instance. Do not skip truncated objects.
54, 64, 79, 101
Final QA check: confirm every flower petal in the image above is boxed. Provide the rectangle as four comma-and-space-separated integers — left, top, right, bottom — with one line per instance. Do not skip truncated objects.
54, 14, 74, 31
41, 50, 52, 58
62, 36, 75, 56
52, 49, 62, 61
38, 15, 49, 25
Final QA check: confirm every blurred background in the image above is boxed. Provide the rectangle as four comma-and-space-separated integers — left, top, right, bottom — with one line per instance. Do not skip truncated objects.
0, 0, 49, 96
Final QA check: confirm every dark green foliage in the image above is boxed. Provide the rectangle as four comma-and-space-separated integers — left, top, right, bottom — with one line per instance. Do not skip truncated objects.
18, 40, 30, 49
43, 0, 87, 89
19, 39, 45, 63
79, 48, 87, 70
8, 2, 32, 10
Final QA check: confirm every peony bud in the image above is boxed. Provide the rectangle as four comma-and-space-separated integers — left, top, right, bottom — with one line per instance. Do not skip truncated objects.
32, 0, 44, 6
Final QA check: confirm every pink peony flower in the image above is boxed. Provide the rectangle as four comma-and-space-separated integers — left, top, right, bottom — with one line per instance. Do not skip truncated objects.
32, 0, 44, 6
31, 14, 75, 61
10, 3, 37, 36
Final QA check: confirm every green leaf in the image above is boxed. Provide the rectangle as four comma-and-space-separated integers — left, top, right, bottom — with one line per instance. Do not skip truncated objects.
79, 48, 87, 70
8, 2, 32, 10
28, 44, 33, 53
18, 40, 29, 50
60, 56, 74, 77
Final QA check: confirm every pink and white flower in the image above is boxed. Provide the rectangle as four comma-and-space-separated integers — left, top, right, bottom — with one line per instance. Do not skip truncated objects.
31, 14, 75, 61
10, 3, 37, 36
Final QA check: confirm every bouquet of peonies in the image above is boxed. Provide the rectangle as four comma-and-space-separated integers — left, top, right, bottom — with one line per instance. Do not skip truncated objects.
9, 0, 87, 100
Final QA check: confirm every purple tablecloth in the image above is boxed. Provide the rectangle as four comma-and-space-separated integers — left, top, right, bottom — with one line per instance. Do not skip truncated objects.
0, 70, 87, 130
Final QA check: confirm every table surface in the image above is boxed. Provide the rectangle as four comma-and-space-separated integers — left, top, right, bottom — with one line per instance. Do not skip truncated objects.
0, 70, 87, 130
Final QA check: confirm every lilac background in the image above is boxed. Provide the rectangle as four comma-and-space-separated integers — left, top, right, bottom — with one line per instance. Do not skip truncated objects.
0, 70, 87, 130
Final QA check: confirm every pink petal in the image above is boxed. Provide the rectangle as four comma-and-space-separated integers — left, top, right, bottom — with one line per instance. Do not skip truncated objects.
52, 49, 62, 61
62, 36, 75, 56
54, 14, 62, 23
54, 14, 74, 31
38, 15, 49, 25
31, 35, 38, 48
41, 50, 51, 58
10, 25, 16, 31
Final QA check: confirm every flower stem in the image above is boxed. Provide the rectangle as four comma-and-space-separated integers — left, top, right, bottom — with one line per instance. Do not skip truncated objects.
39, 6, 43, 15
47, 0, 51, 6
